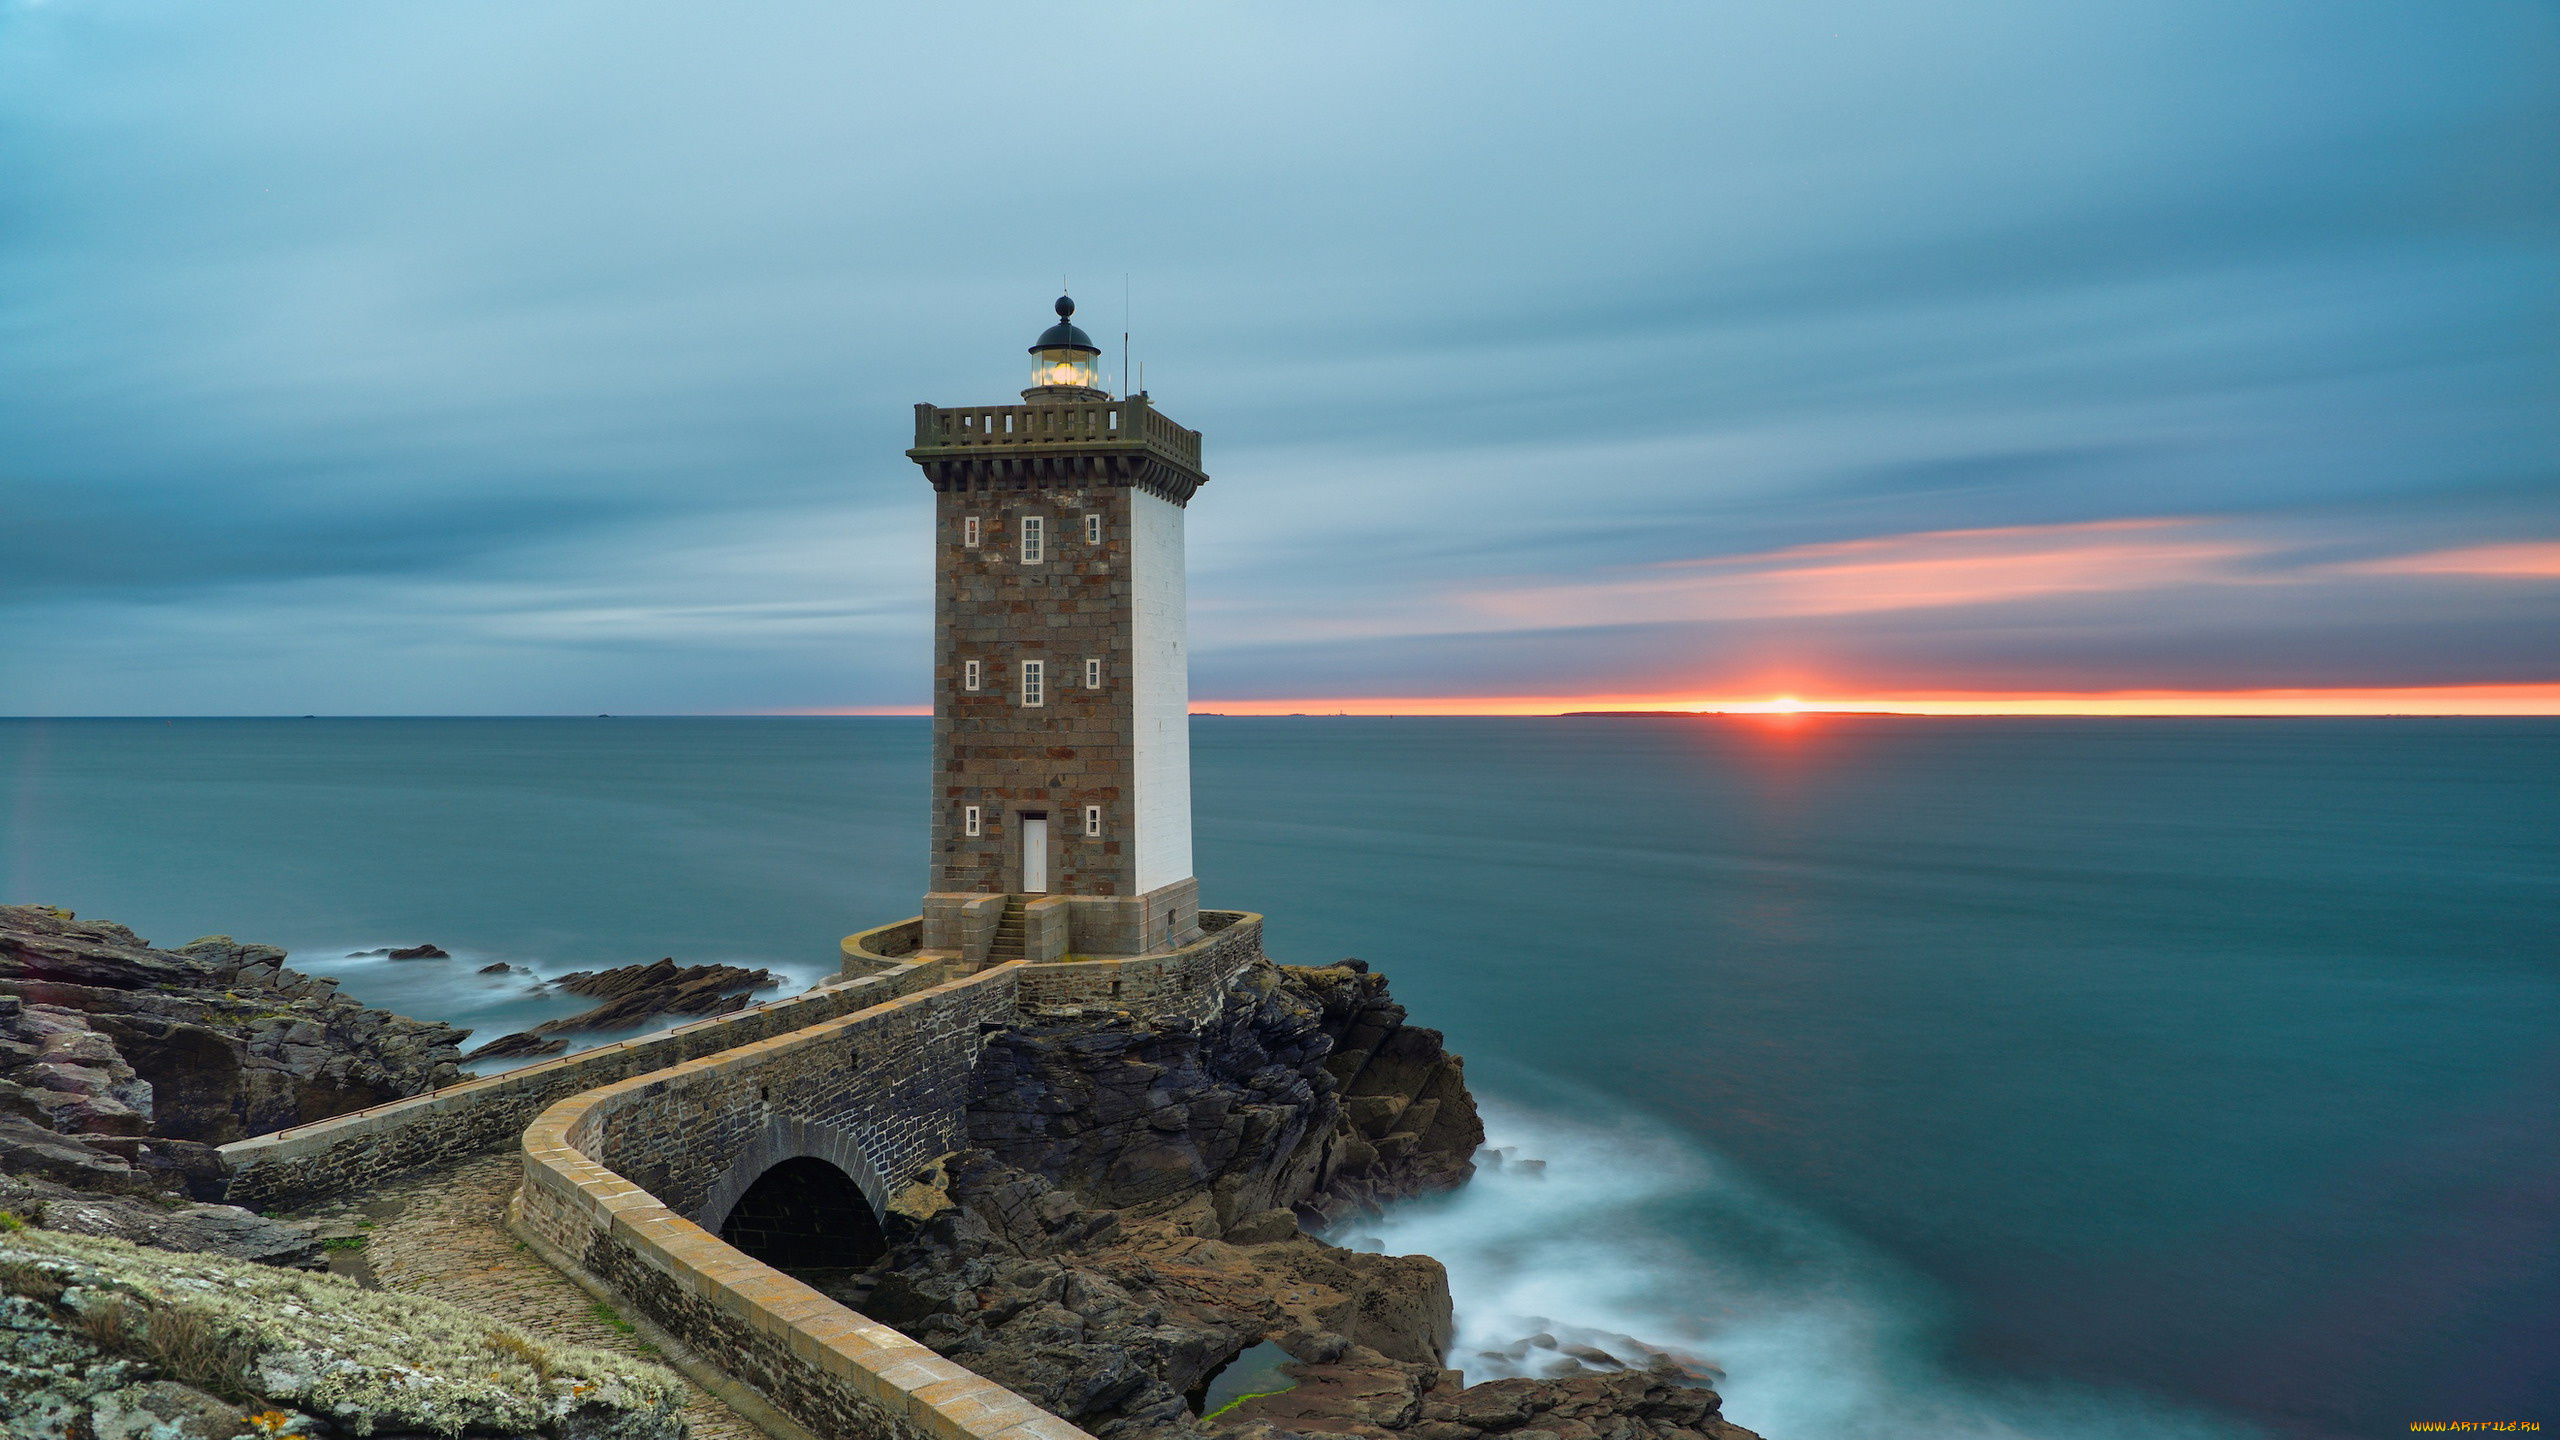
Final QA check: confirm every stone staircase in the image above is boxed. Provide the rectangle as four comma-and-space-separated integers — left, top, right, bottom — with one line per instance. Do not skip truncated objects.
986, 898, 1029, 963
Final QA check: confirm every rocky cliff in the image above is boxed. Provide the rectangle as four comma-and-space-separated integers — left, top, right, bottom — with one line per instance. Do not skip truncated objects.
969, 960, 1484, 1230
855, 959, 1760, 1440
0, 905, 465, 1263
0, 906, 1761, 1440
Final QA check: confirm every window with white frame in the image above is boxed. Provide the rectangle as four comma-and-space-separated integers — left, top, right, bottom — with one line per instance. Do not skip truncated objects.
1084, 514, 1103, 545
962, 659, 981, 691
1084, 657, 1102, 689
1020, 515, 1045, 563
1083, 804, 1102, 837
963, 805, 982, 837
1021, 659, 1045, 707
962, 515, 981, 547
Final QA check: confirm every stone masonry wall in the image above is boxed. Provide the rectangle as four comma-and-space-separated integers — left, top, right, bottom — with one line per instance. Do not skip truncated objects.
933, 485, 1138, 901
217, 909, 1264, 1440
1009, 911, 1263, 1029
573, 959, 1018, 1227
514, 959, 1095, 1440
219, 953, 951, 1213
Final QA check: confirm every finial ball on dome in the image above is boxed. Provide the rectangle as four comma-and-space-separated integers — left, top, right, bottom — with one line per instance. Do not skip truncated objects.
1029, 292, 1101, 388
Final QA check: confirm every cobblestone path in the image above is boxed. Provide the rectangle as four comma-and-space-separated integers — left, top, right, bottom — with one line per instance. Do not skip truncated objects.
307, 1150, 766, 1440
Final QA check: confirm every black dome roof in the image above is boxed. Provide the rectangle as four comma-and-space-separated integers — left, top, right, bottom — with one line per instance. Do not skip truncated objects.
1030, 294, 1099, 354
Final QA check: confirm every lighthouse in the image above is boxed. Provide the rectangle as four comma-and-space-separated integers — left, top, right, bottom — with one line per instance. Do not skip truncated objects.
905, 296, 1210, 962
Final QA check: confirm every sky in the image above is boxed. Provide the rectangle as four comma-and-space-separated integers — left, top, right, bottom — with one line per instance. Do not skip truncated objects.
1, 1, 2554, 716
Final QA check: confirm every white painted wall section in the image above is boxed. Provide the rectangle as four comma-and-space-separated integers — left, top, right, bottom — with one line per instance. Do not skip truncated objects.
1129, 489, 1194, 895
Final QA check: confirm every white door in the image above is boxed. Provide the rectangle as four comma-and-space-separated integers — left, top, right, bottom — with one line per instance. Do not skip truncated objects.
1021, 814, 1048, 893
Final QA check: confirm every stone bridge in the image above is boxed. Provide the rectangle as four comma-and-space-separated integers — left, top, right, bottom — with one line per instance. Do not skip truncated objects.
217, 912, 1267, 1440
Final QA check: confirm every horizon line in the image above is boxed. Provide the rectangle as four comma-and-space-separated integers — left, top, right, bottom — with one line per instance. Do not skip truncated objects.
18, 683, 2556, 720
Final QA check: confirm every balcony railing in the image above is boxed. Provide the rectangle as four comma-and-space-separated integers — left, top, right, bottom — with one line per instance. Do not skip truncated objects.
912, 396, 1203, 474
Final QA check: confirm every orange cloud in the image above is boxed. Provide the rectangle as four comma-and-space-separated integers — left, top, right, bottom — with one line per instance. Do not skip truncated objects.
2336, 542, 2560, 578
1461, 518, 2265, 627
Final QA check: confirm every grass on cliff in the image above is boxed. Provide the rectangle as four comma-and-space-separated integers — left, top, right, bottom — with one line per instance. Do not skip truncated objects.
0, 1226, 682, 1435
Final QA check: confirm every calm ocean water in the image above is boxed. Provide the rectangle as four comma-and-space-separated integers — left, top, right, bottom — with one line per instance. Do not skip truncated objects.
4, 716, 2553, 1439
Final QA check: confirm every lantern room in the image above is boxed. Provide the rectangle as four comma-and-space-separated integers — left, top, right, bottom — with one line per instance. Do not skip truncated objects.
1026, 294, 1105, 397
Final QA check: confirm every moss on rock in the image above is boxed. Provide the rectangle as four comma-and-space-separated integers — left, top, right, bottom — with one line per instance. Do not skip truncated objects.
0, 1227, 685, 1440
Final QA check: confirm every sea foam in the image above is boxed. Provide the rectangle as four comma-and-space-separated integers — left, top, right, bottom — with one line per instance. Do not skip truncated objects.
1345, 1096, 2257, 1440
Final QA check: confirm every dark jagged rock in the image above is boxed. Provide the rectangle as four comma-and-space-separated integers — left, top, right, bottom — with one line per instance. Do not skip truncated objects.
1, 995, 154, 1137
1291, 963, 1485, 1222
385, 943, 449, 960
845, 963, 1758, 1440
856, 1145, 1758, 1440
858, 1151, 1215, 1437
1293, 1368, 1764, 1440
967, 963, 1338, 1220
0, 905, 462, 1263
967, 959, 1483, 1231
0, 1170, 323, 1269
553, 956, 776, 1011
465, 1030, 573, 1061
0, 907, 467, 1155
857, 1149, 1457, 1440
1, 908, 1756, 1437
463, 957, 779, 1060
0, 1113, 176, 1197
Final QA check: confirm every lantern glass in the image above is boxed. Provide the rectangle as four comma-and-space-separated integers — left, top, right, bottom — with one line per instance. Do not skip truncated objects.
1031, 346, 1100, 391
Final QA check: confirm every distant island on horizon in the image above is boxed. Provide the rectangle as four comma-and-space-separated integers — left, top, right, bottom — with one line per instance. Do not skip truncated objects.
1559, 709, 1918, 717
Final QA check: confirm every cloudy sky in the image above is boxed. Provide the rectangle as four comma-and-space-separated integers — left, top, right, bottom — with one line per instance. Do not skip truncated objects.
3, 1, 2553, 715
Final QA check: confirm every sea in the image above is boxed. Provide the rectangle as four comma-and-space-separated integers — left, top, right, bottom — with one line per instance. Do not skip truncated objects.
3, 716, 2553, 1440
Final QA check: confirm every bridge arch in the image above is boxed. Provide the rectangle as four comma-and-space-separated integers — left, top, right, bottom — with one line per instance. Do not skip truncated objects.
719, 1156, 887, 1271
506, 914, 1271, 1440
697, 1116, 895, 1271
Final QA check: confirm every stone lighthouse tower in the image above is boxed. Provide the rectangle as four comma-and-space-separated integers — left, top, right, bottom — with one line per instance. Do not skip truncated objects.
905, 296, 1210, 963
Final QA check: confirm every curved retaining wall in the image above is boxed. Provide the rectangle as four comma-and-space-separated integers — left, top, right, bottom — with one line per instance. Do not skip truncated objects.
842, 918, 925, 972
1009, 909, 1263, 1027
511, 911, 1267, 1440
512, 959, 1081, 1440
214, 909, 1268, 1439
216, 910, 1260, 1214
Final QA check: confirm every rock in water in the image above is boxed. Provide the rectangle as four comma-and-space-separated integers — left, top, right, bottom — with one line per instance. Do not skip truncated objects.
829, 960, 1768, 1440
463, 956, 778, 1060
551, 956, 779, 1013
855, 1145, 1761, 1440
464, 1031, 573, 1061
1376, 1370, 1764, 1440
385, 943, 449, 959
